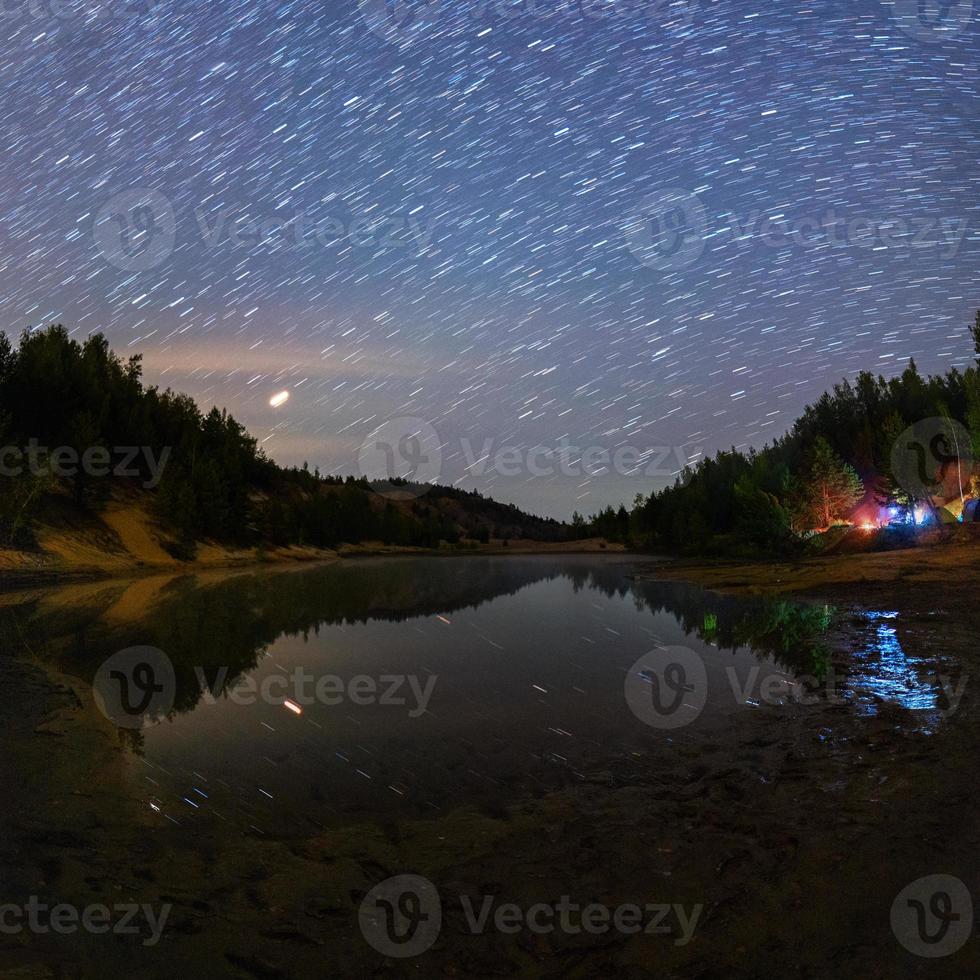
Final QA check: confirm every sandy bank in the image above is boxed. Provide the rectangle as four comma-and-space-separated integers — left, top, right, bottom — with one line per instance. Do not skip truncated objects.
0, 496, 623, 591
640, 527, 980, 599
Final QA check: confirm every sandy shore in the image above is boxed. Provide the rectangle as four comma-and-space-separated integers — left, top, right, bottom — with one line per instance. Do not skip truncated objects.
641, 528, 980, 598
0, 492, 623, 591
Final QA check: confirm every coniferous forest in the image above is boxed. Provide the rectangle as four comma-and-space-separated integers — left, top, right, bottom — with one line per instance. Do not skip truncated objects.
0, 325, 563, 553
620, 311, 980, 556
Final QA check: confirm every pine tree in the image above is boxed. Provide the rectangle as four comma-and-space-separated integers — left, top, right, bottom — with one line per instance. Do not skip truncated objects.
795, 437, 865, 529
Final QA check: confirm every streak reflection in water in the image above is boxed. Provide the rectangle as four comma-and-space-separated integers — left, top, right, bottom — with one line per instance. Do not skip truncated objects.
4, 556, 960, 837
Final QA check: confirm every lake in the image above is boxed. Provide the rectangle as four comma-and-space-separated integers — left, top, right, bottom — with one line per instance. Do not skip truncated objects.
1, 555, 974, 977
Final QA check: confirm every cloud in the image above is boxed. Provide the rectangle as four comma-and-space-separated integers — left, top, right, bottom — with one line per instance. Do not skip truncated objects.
136, 336, 427, 388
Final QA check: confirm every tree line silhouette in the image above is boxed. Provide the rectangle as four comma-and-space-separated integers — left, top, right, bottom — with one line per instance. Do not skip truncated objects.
622, 311, 980, 556
5, 316, 979, 559
0, 325, 563, 551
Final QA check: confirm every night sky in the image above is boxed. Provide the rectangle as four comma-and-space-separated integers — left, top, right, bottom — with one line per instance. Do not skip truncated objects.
1, 0, 977, 518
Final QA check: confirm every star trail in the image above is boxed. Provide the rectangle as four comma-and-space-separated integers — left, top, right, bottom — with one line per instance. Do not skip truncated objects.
0, 0, 976, 517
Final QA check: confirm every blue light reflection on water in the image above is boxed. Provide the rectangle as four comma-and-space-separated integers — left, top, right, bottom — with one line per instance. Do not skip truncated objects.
853, 611, 943, 716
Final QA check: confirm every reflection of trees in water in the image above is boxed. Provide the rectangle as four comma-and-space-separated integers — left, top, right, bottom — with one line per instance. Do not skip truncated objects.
704, 598, 834, 675
6, 558, 836, 723
4, 559, 583, 718
553, 565, 836, 675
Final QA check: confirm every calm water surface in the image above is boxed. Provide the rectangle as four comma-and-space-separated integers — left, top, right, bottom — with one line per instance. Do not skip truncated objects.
55, 554, 945, 837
